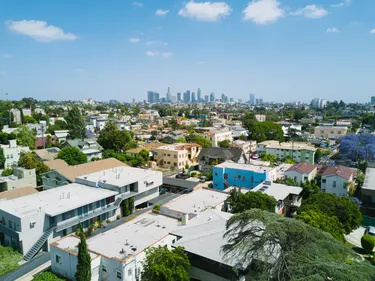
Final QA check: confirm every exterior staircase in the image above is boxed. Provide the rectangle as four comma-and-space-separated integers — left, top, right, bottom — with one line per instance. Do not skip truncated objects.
224, 179, 231, 188
24, 227, 55, 261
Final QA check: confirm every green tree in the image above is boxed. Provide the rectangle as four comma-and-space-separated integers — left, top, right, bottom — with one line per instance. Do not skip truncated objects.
239, 134, 247, 141
75, 225, 91, 281
0, 245, 23, 276
222, 209, 375, 281
298, 193, 362, 234
66, 106, 86, 139
315, 149, 322, 161
18, 152, 50, 185
218, 139, 231, 148
32, 271, 65, 281
294, 210, 345, 242
23, 116, 37, 124
15, 125, 36, 149
176, 137, 187, 143
141, 245, 190, 281
57, 147, 88, 166
193, 135, 211, 147
97, 121, 136, 153
1, 168, 13, 177
138, 149, 150, 163
361, 234, 375, 252
261, 153, 277, 163
0, 148, 5, 169
225, 188, 277, 213
300, 180, 320, 199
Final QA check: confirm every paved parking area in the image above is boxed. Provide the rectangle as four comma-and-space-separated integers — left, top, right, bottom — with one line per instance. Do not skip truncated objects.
345, 226, 366, 248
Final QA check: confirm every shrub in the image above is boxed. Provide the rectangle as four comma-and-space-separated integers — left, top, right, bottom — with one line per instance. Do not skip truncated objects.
116, 214, 121, 220
361, 234, 375, 251
106, 218, 111, 224
153, 204, 161, 211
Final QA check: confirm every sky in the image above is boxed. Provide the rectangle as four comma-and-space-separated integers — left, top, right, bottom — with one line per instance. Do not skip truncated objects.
0, 0, 375, 103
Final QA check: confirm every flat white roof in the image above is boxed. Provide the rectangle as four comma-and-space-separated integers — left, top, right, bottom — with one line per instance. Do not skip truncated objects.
52, 209, 231, 261
251, 182, 302, 201
0, 183, 117, 217
363, 168, 375, 191
76, 167, 162, 187
163, 188, 228, 214
215, 162, 275, 173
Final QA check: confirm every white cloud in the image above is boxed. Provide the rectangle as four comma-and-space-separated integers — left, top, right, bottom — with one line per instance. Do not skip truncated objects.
6, 20, 77, 42
146, 51, 159, 57
178, 1, 231, 22
156, 9, 169, 16
146, 40, 168, 46
370, 29, 375, 34
291, 5, 328, 19
162, 52, 172, 57
243, 0, 284, 25
129, 38, 141, 43
133, 2, 143, 7
327, 27, 339, 33
73, 68, 84, 73
331, 0, 351, 8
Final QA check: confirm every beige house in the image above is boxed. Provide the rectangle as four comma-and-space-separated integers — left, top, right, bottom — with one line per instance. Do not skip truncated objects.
314, 126, 348, 139
199, 128, 233, 147
153, 143, 201, 169
231, 140, 257, 154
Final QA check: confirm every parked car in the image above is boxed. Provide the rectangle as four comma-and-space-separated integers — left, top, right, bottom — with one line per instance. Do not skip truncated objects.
365, 226, 375, 237
176, 173, 190, 180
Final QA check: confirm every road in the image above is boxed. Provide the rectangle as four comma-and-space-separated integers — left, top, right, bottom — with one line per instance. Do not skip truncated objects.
345, 226, 366, 248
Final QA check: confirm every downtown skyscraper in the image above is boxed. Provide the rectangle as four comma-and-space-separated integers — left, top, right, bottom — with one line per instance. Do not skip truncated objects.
197, 88, 201, 102
249, 93, 255, 105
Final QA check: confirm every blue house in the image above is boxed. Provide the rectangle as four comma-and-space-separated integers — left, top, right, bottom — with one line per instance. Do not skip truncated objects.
212, 162, 274, 191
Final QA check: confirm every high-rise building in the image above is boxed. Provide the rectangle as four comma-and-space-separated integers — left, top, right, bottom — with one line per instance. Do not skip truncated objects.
166, 87, 172, 102
221, 93, 228, 103
177, 92, 182, 102
147, 91, 154, 103
311, 98, 327, 109
154, 92, 160, 103
249, 94, 255, 105
371, 96, 375, 105
255, 98, 263, 105
210, 92, 215, 102
204, 95, 209, 102
191, 92, 196, 102
183, 91, 191, 103
197, 88, 201, 102
171, 96, 177, 103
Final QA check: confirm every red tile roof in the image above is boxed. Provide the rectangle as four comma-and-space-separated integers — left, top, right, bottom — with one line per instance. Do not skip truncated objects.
286, 162, 318, 174
322, 165, 356, 180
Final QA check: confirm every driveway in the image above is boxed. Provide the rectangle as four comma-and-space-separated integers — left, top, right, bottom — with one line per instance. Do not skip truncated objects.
345, 226, 366, 248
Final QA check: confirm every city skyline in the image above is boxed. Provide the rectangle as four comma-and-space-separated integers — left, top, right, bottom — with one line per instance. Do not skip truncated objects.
1, 0, 375, 102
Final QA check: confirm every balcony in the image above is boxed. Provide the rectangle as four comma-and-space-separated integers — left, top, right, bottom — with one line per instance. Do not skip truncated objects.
285, 198, 302, 207
55, 192, 137, 232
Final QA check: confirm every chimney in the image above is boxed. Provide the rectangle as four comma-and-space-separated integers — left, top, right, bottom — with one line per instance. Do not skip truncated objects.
181, 213, 189, 225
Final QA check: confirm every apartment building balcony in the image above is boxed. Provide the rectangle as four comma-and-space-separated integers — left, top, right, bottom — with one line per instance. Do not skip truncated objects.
55, 192, 137, 232
285, 197, 302, 207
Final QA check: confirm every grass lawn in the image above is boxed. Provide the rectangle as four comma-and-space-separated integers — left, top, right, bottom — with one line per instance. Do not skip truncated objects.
0, 245, 22, 276
32, 271, 66, 281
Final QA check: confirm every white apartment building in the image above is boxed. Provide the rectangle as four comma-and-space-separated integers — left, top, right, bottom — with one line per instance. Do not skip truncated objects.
255, 114, 266, 122
0, 140, 30, 168
230, 126, 248, 139
231, 140, 257, 154
199, 128, 233, 147
0, 167, 37, 192
51, 188, 239, 281
321, 165, 356, 197
0, 166, 162, 261
10, 109, 22, 124
285, 162, 319, 184
22, 108, 32, 117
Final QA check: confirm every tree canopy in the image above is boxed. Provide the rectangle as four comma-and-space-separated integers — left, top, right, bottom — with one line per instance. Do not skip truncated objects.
0, 148, 5, 169
222, 209, 375, 281
57, 147, 87, 166
75, 225, 91, 281
339, 134, 375, 162
97, 121, 136, 153
66, 106, 86, 139
141, 245, 190, 281
15, 125, 36, 149
32, 271, 65, 281
243, 116, 284, 143
218, 139, 231, 148
298, 192, 362, 234
225, 188, 277, 213
294, 210, 345, 242
185, 134, 211, 147
18, 152, 50, 185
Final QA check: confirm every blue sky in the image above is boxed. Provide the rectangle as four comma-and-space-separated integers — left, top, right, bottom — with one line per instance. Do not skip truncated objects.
0, 0, 374, 103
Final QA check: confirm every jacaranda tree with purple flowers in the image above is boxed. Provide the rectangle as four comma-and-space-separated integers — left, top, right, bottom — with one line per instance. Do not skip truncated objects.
340, 134, 375, 162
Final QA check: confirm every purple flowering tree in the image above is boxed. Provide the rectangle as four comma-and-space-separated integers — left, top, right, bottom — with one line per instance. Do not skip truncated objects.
340, 134, 375, 161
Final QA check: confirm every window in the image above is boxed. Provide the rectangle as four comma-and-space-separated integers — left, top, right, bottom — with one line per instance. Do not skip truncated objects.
338, 131, 341, 134
167, 154, 170, 157
102, 265, 107, 273
343, 183, 347, 189
174, 163, 177, 166
116, 271, 122, 279
215, 172, 218, 176
56, 255, 62, 265
333, 181, 336, 187
172, 239, 176, 243
224, 173, 228, 179
128, 269, 132, 276
174, 155, 177, 158
242, 176, 246, 182
322, 179, 326, 183
167, 161, 170, 164
164, 154, 166, 156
